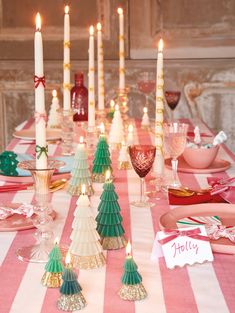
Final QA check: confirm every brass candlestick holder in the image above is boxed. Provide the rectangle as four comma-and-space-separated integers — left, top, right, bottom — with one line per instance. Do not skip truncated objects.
16, 159, 64, 263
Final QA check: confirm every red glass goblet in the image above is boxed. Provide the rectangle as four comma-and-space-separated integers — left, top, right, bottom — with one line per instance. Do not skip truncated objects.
129, 145, 156, 207
165, 91, 181, 122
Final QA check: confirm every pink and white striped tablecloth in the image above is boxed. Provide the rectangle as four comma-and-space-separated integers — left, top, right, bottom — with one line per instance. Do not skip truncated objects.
0, 119, 235, 313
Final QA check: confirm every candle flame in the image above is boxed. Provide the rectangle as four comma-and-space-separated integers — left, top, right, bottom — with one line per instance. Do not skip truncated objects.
100, 122, 105, 134
105, 170, 111, 181
117, 7, 123, 15
122, 140, 125, 146
126, 240, 131, 255
65, 251, 71, 265
65, 5, 69, 14
52, 90, 57, 97
89, 25, 94, 36
115, 104, 119, 111
97, 22, 102, 31
81, 184, 86, 195
110, 99, 115, 108
54, 237, 59, 245
128, 124, 134, 133
79, 136, 84, 144
143, 107, 148, 113
158, 38, 163, 52
36, 13, 41, 31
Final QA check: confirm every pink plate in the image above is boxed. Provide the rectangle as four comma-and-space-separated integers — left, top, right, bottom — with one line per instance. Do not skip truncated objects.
165, 156, 231, 174
0, 172, 70, 183
0, 203, 56, 232
159, 203, 235, 254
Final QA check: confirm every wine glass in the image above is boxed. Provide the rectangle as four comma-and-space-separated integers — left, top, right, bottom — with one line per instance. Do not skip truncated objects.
165, 91, 181, 122
164, 122, 188, 188
137, 72, 155, 107
129, 145, 156, 207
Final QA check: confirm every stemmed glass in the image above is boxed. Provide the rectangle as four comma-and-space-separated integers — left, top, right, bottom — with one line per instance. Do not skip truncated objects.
129, 145, 156, 207
164, 122, 188, 188
137, 72, 155, 108
165, 91, 181, 122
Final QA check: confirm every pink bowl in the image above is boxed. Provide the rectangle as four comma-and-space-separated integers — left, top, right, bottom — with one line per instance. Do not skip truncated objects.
182, 145, 219, 169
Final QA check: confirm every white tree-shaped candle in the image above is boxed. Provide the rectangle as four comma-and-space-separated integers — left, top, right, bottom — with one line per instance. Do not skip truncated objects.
109, 104, 124, 148
48, 90, 62, 128
70, 185, 106, 269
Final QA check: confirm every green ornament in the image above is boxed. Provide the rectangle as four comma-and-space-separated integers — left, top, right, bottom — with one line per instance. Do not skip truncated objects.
45, 244, 64, 273
0, 151, 19, 176
92, 136, 112, 175
96, 180, 125, 238
60, 267, 82, 295
121, 257, 142, 285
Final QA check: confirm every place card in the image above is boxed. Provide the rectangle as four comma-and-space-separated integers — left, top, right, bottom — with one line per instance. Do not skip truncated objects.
152, 225, 213, 269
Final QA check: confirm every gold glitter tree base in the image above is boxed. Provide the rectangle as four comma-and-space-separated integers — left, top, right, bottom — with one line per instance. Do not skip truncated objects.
67, 184, 94, 196
41, 272, 63, 288
101, 235, 127, 250
118, 161, 131, 170
57, 292, 87, 311
71, 252, 106, 270
118, 283, 147, 301
92, 173, 106, 183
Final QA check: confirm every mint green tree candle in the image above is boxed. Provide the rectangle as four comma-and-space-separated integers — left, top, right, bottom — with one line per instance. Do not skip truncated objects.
57, 253, 87, 311
96, 170, 126, 250
119, 241, 147, 301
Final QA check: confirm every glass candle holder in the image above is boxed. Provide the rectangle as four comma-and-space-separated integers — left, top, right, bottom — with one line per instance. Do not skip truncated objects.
16, 159, 64, 263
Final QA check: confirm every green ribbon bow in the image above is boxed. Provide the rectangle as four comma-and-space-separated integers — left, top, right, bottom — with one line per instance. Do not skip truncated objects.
35, 145, 48, 159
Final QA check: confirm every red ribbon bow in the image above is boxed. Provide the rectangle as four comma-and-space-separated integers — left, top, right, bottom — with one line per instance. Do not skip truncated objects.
34, 75, 46, 88
158, 228, 209, 245
34, 112, 47, 124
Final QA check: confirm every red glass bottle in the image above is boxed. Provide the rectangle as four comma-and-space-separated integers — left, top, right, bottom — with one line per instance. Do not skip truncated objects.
71, 72, 88, 122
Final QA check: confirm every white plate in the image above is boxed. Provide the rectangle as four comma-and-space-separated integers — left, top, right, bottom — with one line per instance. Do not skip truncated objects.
13, 129, 61, 141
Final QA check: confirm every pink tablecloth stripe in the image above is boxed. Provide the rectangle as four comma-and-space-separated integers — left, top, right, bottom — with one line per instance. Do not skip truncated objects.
103, 149, 135, 313
0, 121, 35, 313
135, 120, 199, 313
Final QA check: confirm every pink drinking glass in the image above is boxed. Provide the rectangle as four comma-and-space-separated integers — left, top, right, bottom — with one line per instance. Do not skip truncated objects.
129, 145, 156, 207
164, 122, 188, 188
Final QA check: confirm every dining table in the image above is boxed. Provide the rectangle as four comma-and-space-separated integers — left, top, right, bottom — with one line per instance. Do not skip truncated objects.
0, 117, 235, 313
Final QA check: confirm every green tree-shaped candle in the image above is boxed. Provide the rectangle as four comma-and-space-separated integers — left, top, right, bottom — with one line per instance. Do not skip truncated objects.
41, 241, 64, 288
96, 170, 126, 249
57, 253, 87, 311
67, 136, 94, 196
92, 128, 112, 183
119, 241, 147, 301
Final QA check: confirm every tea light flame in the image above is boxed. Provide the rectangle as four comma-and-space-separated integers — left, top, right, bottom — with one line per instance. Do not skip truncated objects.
36, 13, 41, 31
158, 38, 163, 52
52, 89, 57, 97
143, 107, 148, 113
89, 25, 94, 36
65, 5, 69, 14
105, 170, 111, 181
54, 237, 59, 245
117, 7, 123, 15
65, 251, 71, 265
110, 100, 115, 108
79, 136, 84, 144
128, 124, 134, 133
126, 240, 131, 255
97, 22, 102, 31
81, 184, 86, 195
100, 123, 105, 134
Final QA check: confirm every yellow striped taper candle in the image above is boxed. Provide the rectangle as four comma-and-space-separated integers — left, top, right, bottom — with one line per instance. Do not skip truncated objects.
97, 23, 105, 111
63, 5, 71, 111
88, 25, 95, 130
118, 8, 125, 91
155, 39, 164, 175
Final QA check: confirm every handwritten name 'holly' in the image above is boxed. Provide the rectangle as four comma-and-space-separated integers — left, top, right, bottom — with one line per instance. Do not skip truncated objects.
171, 240, 199, 258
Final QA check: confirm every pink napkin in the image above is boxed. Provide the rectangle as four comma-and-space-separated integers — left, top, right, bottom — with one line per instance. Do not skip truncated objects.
207, 177, 235, 204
